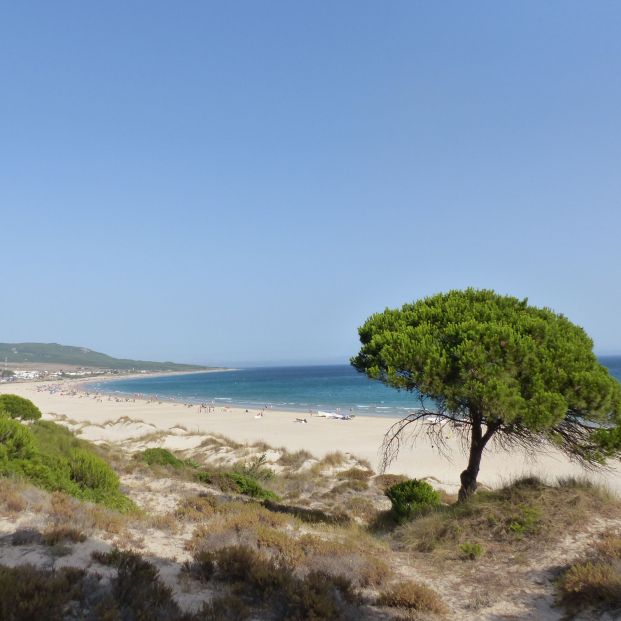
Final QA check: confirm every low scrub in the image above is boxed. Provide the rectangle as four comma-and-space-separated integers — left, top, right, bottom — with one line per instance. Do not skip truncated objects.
394, 477, 620, 557
187, 545, 363, 620
377, 580, 447, 614
42, 526, 86, 546
0, 565, 85, 621
557, 531, 621, 616
196, 470, 279, 501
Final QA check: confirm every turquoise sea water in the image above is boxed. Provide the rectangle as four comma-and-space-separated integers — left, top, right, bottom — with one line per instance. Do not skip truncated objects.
88, 357, 621, 418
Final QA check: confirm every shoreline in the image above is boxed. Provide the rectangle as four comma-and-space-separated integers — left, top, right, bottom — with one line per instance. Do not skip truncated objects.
2, 379, 621, 494
80, 369, 415, 419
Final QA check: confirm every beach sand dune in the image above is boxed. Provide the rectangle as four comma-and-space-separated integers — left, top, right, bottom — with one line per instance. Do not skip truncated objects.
3, 380, 621, 494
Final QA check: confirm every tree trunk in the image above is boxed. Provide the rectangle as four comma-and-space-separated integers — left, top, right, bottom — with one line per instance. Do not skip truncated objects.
458, 414, 498, 502
458, 436, 484, 502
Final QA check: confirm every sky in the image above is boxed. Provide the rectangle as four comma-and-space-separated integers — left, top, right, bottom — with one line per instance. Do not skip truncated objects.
1, 2, 620, 366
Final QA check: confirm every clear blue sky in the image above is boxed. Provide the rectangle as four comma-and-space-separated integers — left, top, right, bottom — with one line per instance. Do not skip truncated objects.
1, 2, 620, 365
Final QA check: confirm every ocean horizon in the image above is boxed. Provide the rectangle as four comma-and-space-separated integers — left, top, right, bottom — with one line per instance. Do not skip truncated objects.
87, 356, 621, 418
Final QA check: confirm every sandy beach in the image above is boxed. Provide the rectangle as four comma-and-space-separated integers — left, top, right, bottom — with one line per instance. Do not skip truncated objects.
2, 378, 620, 495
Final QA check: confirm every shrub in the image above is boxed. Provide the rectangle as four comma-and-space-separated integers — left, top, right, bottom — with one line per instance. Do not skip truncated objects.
30, 420, 86, 459
558, 561, 621, 611
175, 494, 218, 521
199, 594, 250, 620
0, 395, 41, 421
139, 448, 184, 469
192, 545, 360, 620
42, 526, 86, 546
0, 416, 37, 462
459, 542, 484, 560
0, 564, 85, 621
197, 470, 279, 501
0, 417, 134, 512
385, 479, 440, 520
93, 549, 181, 620
237, 453, 275, 481
69, 449, 120, 493
377, 580, 447, 614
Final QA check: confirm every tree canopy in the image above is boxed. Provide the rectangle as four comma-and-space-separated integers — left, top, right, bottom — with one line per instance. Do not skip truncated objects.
351, 289, 621, 500
0, 394, 42, 421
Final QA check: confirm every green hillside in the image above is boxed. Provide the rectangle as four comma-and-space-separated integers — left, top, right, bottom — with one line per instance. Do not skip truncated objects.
0, 343, 209, 371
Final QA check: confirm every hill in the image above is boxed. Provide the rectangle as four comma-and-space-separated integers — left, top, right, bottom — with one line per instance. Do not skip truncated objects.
0, 342, 209, 371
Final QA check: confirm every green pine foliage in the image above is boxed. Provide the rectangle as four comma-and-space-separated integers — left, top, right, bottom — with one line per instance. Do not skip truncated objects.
0, 394, 42, 421
352, 289, 621, 497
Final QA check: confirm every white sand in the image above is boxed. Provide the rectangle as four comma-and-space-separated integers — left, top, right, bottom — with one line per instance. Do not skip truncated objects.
3, 380, 621, 494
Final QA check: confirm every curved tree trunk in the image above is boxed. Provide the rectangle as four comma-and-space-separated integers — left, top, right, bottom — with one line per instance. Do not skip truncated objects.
458, 414, 499, 502
458, 437, 484, 502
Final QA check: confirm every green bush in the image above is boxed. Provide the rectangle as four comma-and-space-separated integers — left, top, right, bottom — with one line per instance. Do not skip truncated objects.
69, 450, 119, 493
139, 448, 184, 468
0, 416, 37, 461
0, 417, 134, 512
30, 420, 85, 459
385, 479, 440, 520
0, 395, 42, 421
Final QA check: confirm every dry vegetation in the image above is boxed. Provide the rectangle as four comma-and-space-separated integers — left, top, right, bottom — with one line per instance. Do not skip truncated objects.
557, 531, 621, 618
1, 413, 621, 620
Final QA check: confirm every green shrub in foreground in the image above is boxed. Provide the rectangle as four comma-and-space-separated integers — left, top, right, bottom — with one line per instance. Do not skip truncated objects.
0, 417, 134, 512
0, 394, 42, 421
0, 415, 37, 461
385, 479, 440, 520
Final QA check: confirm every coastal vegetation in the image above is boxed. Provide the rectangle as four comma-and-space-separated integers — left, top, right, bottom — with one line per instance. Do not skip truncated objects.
352, 288, 621, 501
0, 394, 42, 421
0, 412, 620, 619
0, 399, 134, 512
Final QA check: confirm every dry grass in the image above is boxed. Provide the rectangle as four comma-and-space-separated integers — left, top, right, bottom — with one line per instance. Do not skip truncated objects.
175, 494, 218, 522
377, 580, 448, 615
0, 478, 28, 513
42, 526, 86, 546
344, 496, 379, 522
319, 451, 347, 468
147, 512, 180, 533
183, 494, 391, 587
338, 467, 373, 481
277, 449, 313, 469
557, 531, 621, 616
374, 474, 409, 491
393, 477, 621, 560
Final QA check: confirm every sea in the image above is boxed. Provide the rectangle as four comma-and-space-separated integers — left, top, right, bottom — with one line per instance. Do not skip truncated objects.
87, 356, 621, 419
